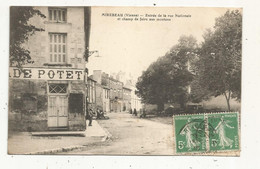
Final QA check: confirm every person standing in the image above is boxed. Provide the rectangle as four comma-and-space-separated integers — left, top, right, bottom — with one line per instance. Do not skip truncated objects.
88, 108, 95, 126
96, 108, 100, 119
133, 108, 137, 116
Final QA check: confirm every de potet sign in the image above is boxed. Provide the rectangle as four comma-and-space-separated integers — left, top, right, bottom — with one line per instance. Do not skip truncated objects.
9, 67, 84, 81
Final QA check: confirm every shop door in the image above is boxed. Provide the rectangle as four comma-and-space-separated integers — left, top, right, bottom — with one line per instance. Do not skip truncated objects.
48, 95, 68, 128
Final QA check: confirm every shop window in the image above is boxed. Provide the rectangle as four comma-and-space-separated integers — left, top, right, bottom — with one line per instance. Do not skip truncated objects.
69, 93, 83, 114
49, 84, 67, 94
49, 8, 67, 23
49, 33, 67, 63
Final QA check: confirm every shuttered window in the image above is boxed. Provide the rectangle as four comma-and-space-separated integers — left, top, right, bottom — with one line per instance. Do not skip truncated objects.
49, 33, 67, 63
49, 8, 67, 22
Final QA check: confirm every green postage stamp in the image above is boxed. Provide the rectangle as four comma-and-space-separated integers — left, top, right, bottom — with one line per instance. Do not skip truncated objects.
174, 114, 206, 153
173, 112, 240, 155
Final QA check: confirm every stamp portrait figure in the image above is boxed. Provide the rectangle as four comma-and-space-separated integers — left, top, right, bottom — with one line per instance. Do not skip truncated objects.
180, 118, 198, 150
214, 116, 234, 149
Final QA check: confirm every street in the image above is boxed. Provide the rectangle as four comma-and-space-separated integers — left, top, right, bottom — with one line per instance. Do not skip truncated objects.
63, 112, 174, 155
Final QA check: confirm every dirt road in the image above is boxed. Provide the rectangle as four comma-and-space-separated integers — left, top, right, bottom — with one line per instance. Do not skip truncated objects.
64, 112, 174, 155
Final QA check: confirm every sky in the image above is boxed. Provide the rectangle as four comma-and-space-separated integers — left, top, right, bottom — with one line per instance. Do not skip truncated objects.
87, 7, 238, 80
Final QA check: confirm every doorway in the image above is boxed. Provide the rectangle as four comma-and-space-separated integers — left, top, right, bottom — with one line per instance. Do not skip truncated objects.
47, 83, 68, 128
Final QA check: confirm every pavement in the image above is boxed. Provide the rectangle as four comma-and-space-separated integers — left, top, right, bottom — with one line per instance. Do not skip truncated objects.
8, 120, 109, 155
64, 112, 175, 155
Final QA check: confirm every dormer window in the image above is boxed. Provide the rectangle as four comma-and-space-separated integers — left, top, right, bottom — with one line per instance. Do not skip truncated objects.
49, 8, 67, 23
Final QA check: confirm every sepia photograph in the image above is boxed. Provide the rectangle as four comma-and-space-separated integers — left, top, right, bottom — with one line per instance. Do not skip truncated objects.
8, 6, 242, 155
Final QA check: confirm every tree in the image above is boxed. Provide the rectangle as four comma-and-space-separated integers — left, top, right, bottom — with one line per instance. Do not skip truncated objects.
188, 76, 211, 103
136, 35, 196, 111
10, 7, 45, 67
136, 56, 171, 111
197, 10, 242, 111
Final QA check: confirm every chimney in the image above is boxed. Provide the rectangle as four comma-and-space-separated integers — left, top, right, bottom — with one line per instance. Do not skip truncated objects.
93, 70, 102, 84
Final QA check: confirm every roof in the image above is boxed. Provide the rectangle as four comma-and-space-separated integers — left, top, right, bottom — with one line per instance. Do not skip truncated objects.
103, 86, 110, 90
88, 76, 97, 82
123, 86, 132, 91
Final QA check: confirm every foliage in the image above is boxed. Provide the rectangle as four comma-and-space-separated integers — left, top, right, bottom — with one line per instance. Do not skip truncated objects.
136, 36, 197, 110
189, 76, 212, 103
197, 10, 242, 111
10, 7, 46, 67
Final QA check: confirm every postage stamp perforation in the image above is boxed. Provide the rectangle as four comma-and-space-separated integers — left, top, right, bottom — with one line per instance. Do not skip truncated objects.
173, 111, 240, 156
173, 111, 240, 117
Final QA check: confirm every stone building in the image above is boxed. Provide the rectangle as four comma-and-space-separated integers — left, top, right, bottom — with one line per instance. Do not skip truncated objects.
92, 70, 110, 112
8, 7, 91, 131
93, 70, 123, 112
122, 86, 131, 111
87, 76, 96, 111
95, 83, 103, 111
102, 86, 110, 112
109, 77, 123, 112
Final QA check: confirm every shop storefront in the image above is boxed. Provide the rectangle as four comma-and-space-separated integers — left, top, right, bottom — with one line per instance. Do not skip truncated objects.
9, 67, 86, 131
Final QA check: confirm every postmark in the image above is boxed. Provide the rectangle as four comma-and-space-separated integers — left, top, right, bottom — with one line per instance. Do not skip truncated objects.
174, 115, 206, 153
173, 112, 240, 155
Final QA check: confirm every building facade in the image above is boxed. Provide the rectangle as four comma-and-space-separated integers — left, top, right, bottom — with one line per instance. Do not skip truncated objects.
9, 7, 91, 131
93, 70, 124, 112
92, 70, 110, 112
122, 86, 131, 111
109, 77, 123, 112
95, 83, 103, 110
102, 86, 110, 112
125, 81, 143, 112
87, 76, 96, 111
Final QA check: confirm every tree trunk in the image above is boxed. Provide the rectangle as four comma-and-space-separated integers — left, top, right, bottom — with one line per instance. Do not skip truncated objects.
157, 102, 164, 112
224, 91, 231, 111
179, 95, 186, 109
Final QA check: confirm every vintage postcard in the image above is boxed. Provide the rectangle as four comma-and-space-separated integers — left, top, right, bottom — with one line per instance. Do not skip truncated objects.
8, 6, 242, 155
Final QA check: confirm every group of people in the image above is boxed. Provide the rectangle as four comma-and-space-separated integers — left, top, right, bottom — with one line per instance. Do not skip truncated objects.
129, 108, 146, 118
86, 108, 106, 126
129, 108, 137, 116
87, 107, 146, 127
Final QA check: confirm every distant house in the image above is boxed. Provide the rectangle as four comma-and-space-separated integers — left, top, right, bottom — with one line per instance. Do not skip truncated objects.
125, 80, 143, 112
123, 86, 132, 111
109, 77, 123, 112
93, 70, 124, 112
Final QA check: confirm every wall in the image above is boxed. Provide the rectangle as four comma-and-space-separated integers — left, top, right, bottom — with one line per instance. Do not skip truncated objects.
87, 78, 96, 110
102, 88, 110, 112
68, 81, 86, 131
9, 79, 87, 131
9, 79, 48, 132
93, 70, 102, 84
95, 83, 103, 110
23, 7, 86, 69
123, 88, 131, 111
129, 85, 143, 112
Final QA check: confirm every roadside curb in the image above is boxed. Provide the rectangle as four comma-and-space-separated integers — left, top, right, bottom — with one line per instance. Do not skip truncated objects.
25, 145, 87, 155
25, 135, 109, 155
25, 120, 111, 155
95, 120, 112, 142
101, 127, 112, 141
